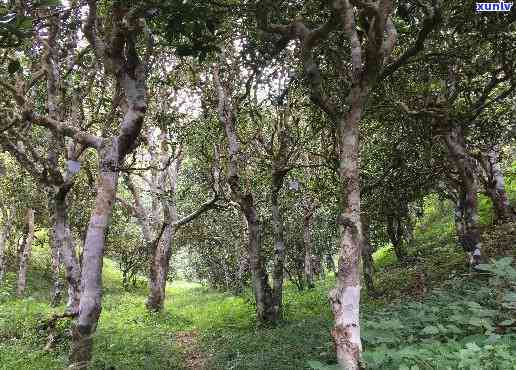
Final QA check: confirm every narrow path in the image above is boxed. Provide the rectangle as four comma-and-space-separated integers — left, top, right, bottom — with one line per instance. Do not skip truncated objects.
176, 330, 207, 370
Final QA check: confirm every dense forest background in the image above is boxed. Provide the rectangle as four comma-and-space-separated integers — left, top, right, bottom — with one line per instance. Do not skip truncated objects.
0, 0, 514, 369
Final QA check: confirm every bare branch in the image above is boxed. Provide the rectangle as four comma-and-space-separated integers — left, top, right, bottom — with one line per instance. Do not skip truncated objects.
381, 2, 441, 79
175, 196, 220, 227
26, 112, 102, 149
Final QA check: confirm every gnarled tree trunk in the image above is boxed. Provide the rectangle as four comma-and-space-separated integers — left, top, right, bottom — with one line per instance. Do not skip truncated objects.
70, 158, 119, 367
444, 123, 481, 265
479, 146, 515, 223
16, 208, 35, 297
69, 2, 148, 365
386, 215, 407, 262
329, 110, 364, 370
214, 62, 277, 323
0, 206, 14, 282
50, 190, 81, 314
147, 213, 176, 311
50, 234, 62, 306
145, 136, 180, 312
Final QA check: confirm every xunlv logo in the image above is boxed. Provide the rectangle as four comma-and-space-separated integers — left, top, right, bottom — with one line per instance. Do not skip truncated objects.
476, 1, 513, 11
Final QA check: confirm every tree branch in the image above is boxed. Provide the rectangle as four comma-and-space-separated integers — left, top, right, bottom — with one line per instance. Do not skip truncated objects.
381, 1, 441, 79
175, 196, 220, 228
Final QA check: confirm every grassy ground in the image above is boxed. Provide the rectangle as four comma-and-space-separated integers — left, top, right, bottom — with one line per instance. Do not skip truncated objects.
1, 194, 515, 369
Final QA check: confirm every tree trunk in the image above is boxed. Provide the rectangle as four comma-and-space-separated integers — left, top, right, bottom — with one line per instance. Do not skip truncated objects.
50, 235, 62, 306
326, 253, 336, 276
70, 95, 146, 364
454, 190, 466, 243
444, 124, 482, 265
479, 146, 515, 223
308, 252, 322, 281
146, 141, 180, 312
329, 110, 363, 370
361, 216, 375, 295
270, 170, 286, 319
51, 191, 81, 315
0, 207, 14, 282
70, 161, 118, 367
16, 208, 35, 297
387, 215, 407, 262
147, 222, 175, 311
214, 62, 276, 324
316, 254, 325, 280
246, 206, 276, 322
303, 211, 315, 289
235, 249, 249, 295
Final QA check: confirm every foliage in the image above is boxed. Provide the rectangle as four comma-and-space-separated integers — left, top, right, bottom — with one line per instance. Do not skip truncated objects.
1, 214, 515, 369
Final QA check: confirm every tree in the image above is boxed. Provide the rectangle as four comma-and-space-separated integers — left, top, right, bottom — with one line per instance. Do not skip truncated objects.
396, 4, 516, 264
256, 0, 440, 366
16, 208, 35, 297
214, 51, 280, 322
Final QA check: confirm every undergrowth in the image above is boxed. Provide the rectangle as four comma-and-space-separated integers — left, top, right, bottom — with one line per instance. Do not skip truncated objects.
0, 194, 514, 369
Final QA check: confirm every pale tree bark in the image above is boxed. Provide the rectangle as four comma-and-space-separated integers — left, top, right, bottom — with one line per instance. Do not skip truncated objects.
120, 133, 219, 312
69, 2, 150, 366
444, 123, 482, 265
49, 228, 62, 306
50, 188, 81, 315
330, 3, 396, 367
0, 206, 15, 282
16, 208, 35, 297
146, 141, 181, 312
331, 109, 364, 369
0, 8, 85, 310
478, 146, 515, 223
257, 0, 406, 364
70, 150, 121, 366
214, 61, 278, 323
0, 134, 82, 310
398, 64, 493, 267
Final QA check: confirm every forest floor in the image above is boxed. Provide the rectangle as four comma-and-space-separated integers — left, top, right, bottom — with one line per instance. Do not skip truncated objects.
0, 196, 515, 369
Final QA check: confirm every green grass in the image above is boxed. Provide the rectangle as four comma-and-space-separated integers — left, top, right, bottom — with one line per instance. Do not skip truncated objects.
2, 256, 515, 369
1, 180, 515, 369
